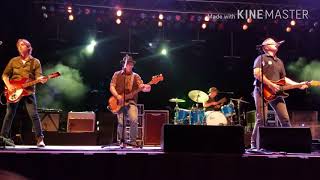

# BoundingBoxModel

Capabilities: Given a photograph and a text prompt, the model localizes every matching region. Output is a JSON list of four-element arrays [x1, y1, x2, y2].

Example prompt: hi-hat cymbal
[[169, 98, 186, 103], [188, 90, 209, 103], [231, 98, 250, 104]]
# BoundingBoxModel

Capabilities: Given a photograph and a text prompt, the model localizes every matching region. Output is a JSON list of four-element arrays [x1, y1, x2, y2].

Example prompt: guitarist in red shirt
[[250, 38, 309, 149], [1, 39, 47, 147], [110, 55, 151, 147]]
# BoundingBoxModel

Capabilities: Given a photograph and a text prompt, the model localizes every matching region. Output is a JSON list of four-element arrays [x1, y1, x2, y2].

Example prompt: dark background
[[0, 0, 319, 116]]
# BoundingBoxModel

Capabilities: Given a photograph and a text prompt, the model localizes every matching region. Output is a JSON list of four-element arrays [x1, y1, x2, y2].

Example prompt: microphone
[[277, 40, 285, 46], [122, 54, 129, 73]]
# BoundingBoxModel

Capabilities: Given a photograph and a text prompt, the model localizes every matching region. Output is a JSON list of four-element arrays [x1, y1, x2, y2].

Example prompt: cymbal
[[169, 98, 186, 103], [231, 98, 250, 104], [188, 90, 209, 103]]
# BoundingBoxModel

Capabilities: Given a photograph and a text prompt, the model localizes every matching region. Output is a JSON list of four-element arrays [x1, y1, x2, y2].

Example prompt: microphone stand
[[256, 46, 266, 127], [120, 55, 129, 148]]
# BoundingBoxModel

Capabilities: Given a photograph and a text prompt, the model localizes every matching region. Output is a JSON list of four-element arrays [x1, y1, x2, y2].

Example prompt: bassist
[[1, 39, 46, 147], [109, 55, 151, 147], [250, 38, 308, 149]]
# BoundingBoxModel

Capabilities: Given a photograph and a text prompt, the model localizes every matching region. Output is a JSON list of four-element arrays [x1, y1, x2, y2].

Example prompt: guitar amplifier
[[67, 111, 96, 133], [144, 110, 169, 146]]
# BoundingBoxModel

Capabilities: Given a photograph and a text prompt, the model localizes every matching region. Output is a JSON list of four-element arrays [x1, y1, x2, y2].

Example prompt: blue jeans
[[251, 87, 291, 147], [117, 103, 138, 143], [1, 94, 44, 139]]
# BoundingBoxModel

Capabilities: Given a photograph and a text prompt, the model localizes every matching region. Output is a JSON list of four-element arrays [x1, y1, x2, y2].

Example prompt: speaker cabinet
[[258, 127, 312, 153], [39, 112, 61, 131], [144, 110, 169, 146], [161, 125, 245, 154], [67, 112, 96, 133]]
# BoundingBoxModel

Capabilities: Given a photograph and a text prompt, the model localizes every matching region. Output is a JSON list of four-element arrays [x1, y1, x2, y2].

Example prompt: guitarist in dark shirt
[[1, 39, 47, 147], [110, 55, 151, 147], [251, 38, 308, 149]]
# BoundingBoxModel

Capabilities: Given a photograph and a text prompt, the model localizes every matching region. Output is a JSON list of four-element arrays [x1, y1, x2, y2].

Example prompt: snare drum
[[190, 109, 205, 125], [205, 111, 228, 125], [174, 108, 190, 125], [221, 103, 235, 117]]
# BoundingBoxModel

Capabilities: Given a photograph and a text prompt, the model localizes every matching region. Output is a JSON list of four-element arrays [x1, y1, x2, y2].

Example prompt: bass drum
[[205, 111, 228, 126]]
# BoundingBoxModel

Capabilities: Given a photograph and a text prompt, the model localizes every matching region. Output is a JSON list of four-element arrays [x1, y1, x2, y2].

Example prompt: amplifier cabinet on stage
[[161, 125, 245, 154], [67, 111, 96, 133], [39, 111, 61, 131], [144, 110, 169, 146], [258, 127, 312, 153]]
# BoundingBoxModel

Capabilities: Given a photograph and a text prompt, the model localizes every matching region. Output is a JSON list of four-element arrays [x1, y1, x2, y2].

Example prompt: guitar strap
[[29, 57, 35, 80]]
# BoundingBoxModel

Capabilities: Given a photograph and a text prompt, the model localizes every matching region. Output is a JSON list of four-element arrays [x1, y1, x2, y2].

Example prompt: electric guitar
[[108, 74, 164, 114], [263, 78, 320, 101], [4, 72, 61, 103]]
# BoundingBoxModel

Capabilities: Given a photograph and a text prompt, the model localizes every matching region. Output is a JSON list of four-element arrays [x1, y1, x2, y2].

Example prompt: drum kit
[[169, 90, 249, 126]]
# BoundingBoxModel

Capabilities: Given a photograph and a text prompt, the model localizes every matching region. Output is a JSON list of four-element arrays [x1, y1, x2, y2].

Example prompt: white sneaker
[[37, 137, 45, 147]]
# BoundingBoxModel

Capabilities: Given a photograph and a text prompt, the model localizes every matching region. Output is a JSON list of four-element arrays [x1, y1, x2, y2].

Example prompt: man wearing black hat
[[110, 55, 151, 147], [251, 38, 308, 149]]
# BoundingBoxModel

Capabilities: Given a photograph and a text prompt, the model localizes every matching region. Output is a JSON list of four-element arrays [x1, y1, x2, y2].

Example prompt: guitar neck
[[124, 82, 153, 99], [22, 79, 42, 88], [282, 84, 304, 91], [22, 76, 49, 88]]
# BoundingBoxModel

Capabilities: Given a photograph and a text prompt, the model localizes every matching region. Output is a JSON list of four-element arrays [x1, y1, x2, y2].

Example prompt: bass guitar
[[108, 74, 164, 114], [4, 72, 61, 103]]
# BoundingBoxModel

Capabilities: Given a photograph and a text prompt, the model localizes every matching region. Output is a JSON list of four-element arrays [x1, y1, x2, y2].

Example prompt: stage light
[[84, 8, 91, 15], [140, 13, 146, 19], [149, 43, 153, 47], [159, 13, 164, 20], [67, 6, 72, 14], [158, 21, 163, 27], [116, 18, 121, 24], [116, 9, 122, 17], [204, 15, 210, 22], [161, 48, 167, 56], [286, 26, 292, 32], [43, 13, 48, 19], [290, 20, 296, 26], [242, 24, 248, 31], [189, 15, 195, 22], [201, 23, 207, 29], [68, 14, 74, 21], [247, 18, 252, 24], [86, 40, 97, 54], [175, 15, 181, 21], [41, 5, 46, 11]]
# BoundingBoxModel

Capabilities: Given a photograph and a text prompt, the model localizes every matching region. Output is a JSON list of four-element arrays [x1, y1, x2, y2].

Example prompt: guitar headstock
[[47, 72, 61, 79], [149, 74, 164, 85], [309, 80, 320, 87]]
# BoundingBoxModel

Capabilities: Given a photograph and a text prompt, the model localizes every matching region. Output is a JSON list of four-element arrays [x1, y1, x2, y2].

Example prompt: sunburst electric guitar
[[4, 72, 61, 103], [108, 74, 164, 114], [263, 78, 320, 101]]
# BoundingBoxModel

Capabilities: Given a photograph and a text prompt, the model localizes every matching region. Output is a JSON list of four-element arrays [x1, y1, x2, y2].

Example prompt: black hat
[[120, 55, 136, 65]]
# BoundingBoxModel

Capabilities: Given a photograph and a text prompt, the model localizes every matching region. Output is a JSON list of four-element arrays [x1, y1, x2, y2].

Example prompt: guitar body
[[107, 74, 164, 114], [263, 79, 289, 101], [3, 72, 61, 103], [5, 78, 31, 103], [108, 96, 122, 114]]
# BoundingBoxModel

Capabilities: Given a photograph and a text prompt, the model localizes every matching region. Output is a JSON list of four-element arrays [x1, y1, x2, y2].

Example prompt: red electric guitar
[[4, 72, 61, 103]]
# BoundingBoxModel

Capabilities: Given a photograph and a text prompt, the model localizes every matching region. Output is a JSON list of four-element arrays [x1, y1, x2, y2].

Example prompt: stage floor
[[1, 145, 320, 158], [1, 145, 320, 180]]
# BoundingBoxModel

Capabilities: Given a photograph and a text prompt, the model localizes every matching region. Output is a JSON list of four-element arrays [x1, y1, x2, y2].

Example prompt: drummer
[[203, 87, 227, 111]]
